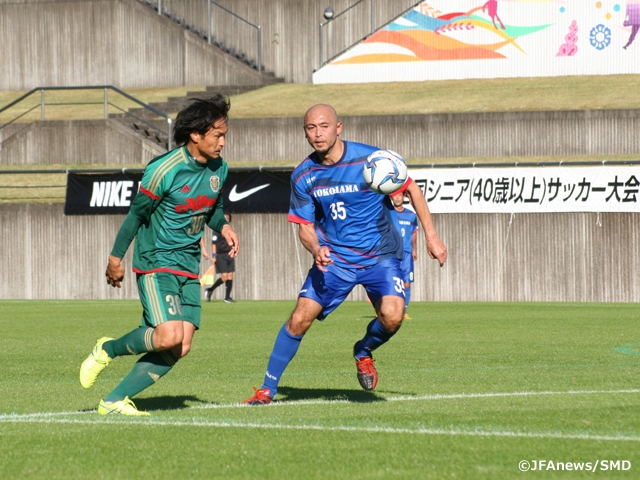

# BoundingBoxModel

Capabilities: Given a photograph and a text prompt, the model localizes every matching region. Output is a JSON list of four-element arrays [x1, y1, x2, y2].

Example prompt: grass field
[[4, 75, 640, 121], [1, 300, 639, 479]]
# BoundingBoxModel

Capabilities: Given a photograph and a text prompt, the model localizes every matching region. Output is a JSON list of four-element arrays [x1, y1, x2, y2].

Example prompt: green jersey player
[[79, 95, 239, 416]]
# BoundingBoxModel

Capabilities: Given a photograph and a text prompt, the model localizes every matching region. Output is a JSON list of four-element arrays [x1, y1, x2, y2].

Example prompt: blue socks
[[261, 323, 304, 397], [404, 288, 411, 310], [354, 318, 396, 360]]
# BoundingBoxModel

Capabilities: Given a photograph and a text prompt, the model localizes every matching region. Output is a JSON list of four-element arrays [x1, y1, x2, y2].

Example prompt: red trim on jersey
[[395, 177, 413, 196], [133, 267, 198, 279], [140, 186, 160, 200], [288, 213, 313, 225]]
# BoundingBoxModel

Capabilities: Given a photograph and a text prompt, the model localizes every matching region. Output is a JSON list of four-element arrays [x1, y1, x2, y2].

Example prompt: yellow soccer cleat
[[79, 336, 114, 389], [98, 396, 150, 416], [403, 313, 412, 320]]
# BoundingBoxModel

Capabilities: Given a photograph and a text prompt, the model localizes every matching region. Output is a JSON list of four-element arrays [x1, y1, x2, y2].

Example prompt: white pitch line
[[1, 388, 638, 420], [1, 416, 639, 443], [190, 388, 640, 410]]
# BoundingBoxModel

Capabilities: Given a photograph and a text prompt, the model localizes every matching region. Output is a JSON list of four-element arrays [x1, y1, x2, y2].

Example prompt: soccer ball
[[362, 150, 408, 195]]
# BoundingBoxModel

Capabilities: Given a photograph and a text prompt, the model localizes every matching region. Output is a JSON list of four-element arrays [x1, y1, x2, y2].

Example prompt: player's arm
[[200, 235, 210, 260], [210, 238, 218, 263], [411, 230, 418, 260], [206, 198, 239, 258], [106, 190, 158, 288], [404, 179, 447, 266], [297, 223, 333, 272]]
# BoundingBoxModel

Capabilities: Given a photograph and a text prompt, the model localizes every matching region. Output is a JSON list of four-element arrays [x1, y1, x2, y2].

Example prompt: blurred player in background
[[205, 212, 236, 303], [79, 95, 239, 415], [243, 104, 446, 405], [390, 191, 419, 319]]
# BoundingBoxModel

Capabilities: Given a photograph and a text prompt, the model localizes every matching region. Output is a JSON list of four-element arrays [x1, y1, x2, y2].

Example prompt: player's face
[[391, 192, 405, 207], [190, 118, 228, 161], [303, 108, 342, 155]]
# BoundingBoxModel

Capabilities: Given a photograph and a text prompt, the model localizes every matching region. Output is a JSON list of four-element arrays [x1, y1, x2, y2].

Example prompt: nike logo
[[228, 183, 270, 202]]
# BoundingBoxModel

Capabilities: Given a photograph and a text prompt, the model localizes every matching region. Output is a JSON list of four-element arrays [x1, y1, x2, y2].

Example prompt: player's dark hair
[[172, 94, 231, 146]]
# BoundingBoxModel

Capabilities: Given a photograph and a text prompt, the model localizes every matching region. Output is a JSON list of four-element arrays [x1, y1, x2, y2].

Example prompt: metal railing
[[0, 86, 173, 150], [150, 0, 262, 73], [319, 0, 420, 68]]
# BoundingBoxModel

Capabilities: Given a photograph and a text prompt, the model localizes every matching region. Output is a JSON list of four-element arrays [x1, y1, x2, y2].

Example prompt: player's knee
[[172, 342, 191, 359], [377, 301, 404, 332], [286, 313, 313, 336], [154, 327, 184, 350]]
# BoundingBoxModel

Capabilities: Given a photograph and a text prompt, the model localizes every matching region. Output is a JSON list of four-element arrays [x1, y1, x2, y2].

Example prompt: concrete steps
[[113, 80, 284, 150]]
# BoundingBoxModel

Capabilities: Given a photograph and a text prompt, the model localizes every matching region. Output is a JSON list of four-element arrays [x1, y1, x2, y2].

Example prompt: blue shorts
[[400, 251, 414, 284], [299, 256, 405, 320]]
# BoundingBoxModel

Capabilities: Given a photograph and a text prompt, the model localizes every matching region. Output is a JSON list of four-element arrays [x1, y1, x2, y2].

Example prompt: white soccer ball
[[362, 149, 408, 195]]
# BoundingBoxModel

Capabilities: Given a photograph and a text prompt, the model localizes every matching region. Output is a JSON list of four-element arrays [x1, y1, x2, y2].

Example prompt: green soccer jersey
[[111, 146, 229, 278]]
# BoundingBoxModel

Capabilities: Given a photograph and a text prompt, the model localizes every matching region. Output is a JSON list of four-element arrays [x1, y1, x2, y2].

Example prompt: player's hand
[[106, 255, 125, 288], [427, 235, 447, 267], [413, 251, 418, 261], [313, 246, 333, 272], [221, 224, 240, 258]]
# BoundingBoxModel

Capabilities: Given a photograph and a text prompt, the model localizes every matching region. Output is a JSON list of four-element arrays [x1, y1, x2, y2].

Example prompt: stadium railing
[[143, 0, 262, 73], [0, 86, 173, 150]]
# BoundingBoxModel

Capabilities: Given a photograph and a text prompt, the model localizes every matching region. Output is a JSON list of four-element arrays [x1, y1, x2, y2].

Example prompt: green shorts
[[136, 272, 201, 329]]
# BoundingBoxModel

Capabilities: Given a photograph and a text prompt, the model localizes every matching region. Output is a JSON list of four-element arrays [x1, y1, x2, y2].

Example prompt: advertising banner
[[411, 166, 640, 213], [66, 166, 639, 215], [64, 169, 293, 215]]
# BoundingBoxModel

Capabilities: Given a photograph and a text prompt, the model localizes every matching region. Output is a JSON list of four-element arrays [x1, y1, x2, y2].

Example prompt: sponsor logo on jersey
[[312, 184, 360, 198], [209, 176, 220, 192], [228, 183, 270, 202], [175, 195, 216, 213], [181, 184, 191, 193]]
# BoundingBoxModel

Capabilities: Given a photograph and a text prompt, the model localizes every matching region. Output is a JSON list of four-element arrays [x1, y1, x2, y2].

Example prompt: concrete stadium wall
[[0, 0, 264, 90], [224, 109, 640, 162], [0, 119, 164, 166], [0, 0, 417, 87], [1, 204, 637, 302], [3, 109, 640, 165], [163, 0, 419, 83]]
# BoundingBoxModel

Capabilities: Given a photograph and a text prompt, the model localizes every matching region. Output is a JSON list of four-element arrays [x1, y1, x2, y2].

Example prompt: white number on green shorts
[[166, 295, 183, 315]]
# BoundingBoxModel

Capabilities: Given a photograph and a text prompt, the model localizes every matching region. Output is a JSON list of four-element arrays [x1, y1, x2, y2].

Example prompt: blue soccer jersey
[[288, 141, 409, 268], [392, 207, 419, 253]]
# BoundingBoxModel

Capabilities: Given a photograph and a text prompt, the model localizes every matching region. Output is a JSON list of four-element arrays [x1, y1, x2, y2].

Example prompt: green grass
[[3, 75, 640, 124], [1, 300, 639, 479]]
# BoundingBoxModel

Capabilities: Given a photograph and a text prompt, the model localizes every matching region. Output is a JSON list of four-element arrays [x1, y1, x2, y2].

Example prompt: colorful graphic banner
[[314, 0, 640, 83], [410, 166, 640, 213]]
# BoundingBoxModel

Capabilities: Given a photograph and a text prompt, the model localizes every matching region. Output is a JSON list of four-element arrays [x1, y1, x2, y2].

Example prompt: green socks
[[103, 327, 155, 358], [104, 350, 178, 403]]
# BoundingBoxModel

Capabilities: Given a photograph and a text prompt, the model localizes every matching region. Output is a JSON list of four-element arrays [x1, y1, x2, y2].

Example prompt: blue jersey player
[[243, 104, 447, 405], [390, 191, 419, 319]]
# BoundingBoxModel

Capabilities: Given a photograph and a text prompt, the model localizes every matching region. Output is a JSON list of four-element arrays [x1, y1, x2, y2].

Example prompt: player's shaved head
[[304, 104, 338, 125], [303, 104, 344, 163]]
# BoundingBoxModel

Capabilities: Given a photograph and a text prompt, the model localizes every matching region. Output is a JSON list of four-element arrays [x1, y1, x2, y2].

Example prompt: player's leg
[[219, 254, 235, 302], [244, 264, 355, 404], [244, 297, 321, 404], [401, 251, 414, 319], [98, 276, 200, 415], [79, 272, 167, 389], [353, 258, 405, 390]]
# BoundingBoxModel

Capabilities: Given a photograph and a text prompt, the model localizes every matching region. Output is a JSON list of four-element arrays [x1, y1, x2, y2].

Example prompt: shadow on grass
[[277, 386, 386, 403], [134, 395, 209, 411]]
